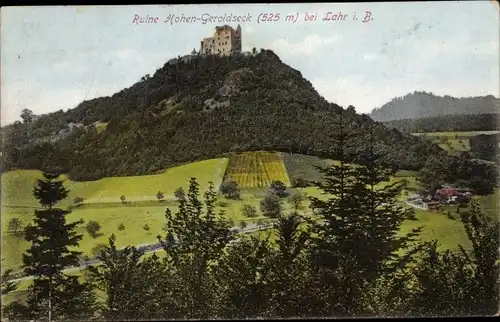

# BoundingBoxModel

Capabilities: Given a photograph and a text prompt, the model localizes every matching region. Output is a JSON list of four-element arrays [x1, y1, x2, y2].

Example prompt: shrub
[[220, 180, 241, 200], [288, 191, 306, 210], [239, 221, 248, 230], [242, 204, 258, 218], [292, 177, 310, 188], [7, 218, 23, 234], [143, 224, 150, 231], [117, 223, 125, 231], [120, 195, 126, 203], [73, 196, 84, 205], [174, 187, 186, 201], [156, 191, 164, 201], [260, 193, 282, 218], [86, 220, 101, 238]]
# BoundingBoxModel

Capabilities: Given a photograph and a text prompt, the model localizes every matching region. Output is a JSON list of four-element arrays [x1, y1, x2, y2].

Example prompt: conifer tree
[[3, 172, 96, 321], [308, 112, 422, 316]]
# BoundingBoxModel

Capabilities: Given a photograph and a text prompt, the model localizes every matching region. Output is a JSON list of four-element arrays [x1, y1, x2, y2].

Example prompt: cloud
[[269, 34, 340, 56]]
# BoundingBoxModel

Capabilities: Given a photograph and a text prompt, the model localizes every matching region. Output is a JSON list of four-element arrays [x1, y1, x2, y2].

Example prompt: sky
[[1, 2, 499, 125]]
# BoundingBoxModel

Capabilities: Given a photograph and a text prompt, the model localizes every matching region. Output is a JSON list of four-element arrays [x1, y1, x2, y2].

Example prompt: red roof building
[[436, 188, 457, 197]]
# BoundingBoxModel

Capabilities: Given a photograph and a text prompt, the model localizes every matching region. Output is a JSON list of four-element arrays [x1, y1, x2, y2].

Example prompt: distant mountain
[[370, 91, 500, 122]]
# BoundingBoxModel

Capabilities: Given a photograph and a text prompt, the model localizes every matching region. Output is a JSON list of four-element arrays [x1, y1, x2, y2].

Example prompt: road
[[6, 222, 274, 284]]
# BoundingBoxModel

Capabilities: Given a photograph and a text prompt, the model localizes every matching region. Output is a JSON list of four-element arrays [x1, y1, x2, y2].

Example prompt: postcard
[[1, 2, 499, 320]]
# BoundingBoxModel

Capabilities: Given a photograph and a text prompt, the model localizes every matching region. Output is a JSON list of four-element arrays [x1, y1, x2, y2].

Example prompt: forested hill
[[370, 91, 500, 122], [2, 50, 449, 181]]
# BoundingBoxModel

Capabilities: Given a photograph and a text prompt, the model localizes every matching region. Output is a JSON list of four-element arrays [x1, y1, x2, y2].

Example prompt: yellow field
[[223, 151, 291, 188]]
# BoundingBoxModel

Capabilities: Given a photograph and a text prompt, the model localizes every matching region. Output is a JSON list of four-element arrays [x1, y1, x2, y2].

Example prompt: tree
[[260, 193, 282, 218], [239, 221, 248, 230], [252, 47, 257, 54], [3, 172, 96, 321], [1, 259, 18, 296], [220, 180, 241, 200], [158, 177, 235, 318], [120, 195, 126, 203], [306, 112, 421, 316], [87, 234, 161, 320], [117, 223, 125, 231], [270, 180, 287, 197], [242, 204, 258, 218], [20, 108, 34, 124], [7, 217, 23, 234], [73, 196, 84, 205], [292, 177, 310, 188], [143, 224, 150, 231], [288, 191, 306, 210], [174, 187, 186, 201], [86, 220, 101, 238], [156, 191, 164, 202]]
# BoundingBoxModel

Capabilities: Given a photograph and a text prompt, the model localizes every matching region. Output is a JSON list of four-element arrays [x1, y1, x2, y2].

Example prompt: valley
[[3, 149, 491, 276]]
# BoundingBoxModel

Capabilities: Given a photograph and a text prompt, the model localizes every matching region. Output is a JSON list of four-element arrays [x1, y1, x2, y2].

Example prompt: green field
[[223, 151, 291, 188], [281, 153, 335, 184], [1, 158, 228, 207], [410, 130, 500, 156], [2, 152, 496, 277]]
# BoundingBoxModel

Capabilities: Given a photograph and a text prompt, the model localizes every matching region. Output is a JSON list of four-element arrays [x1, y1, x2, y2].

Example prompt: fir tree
[[4, 172, 96, 321], [307, 112, 422, 316]]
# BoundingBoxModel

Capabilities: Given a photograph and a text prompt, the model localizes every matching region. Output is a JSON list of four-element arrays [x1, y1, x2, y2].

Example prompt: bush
[[86, 220, 101, 238], [239, 221, 248, 230], [156, 191, 164, 201], [117, 223, 125, 231], [288, 191, 306, 210], [143, 224, 150, 231], [242, 204, 258, 218], [120, 195, 126, 203], [7, 218, 23, 234], [260, 193, 282, 218], [220, 180, 241, 200], [174, 187, 186, 201], [292, 177, 310, 188], [73, 196, 84, 205]]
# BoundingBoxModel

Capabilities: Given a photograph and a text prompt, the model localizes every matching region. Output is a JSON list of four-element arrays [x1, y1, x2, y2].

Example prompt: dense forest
[[383, 113, 499, 133], [370, 91, 500, 122], [469, 134, 500, 163], [0, 50, 497, 194]]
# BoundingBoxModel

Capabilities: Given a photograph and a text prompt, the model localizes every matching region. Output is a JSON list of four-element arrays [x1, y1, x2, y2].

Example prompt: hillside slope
[[370, 91, 500, 122], [2, 50, 447, 181]]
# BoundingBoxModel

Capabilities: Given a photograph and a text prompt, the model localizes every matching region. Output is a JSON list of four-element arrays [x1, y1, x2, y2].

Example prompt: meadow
[[1, 158, 228, 207], [223, 151, 291, 188], [1, 152, 495, 277], [410, 130, 500, 155]]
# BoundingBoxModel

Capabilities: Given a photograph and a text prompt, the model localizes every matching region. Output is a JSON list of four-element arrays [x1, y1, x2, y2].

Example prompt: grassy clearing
[[280, 153, 334, 184], [223, 151, 291, 188], [1, 158, 228, 207]]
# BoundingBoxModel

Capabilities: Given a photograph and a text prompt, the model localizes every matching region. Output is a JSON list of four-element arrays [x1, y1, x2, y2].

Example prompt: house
[[427, 201, 442, 210], [436, 187, 457, 197]]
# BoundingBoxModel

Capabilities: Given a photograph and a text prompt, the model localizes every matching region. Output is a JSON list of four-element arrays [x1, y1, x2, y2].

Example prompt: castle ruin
[[199, 25, 242, 56]]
